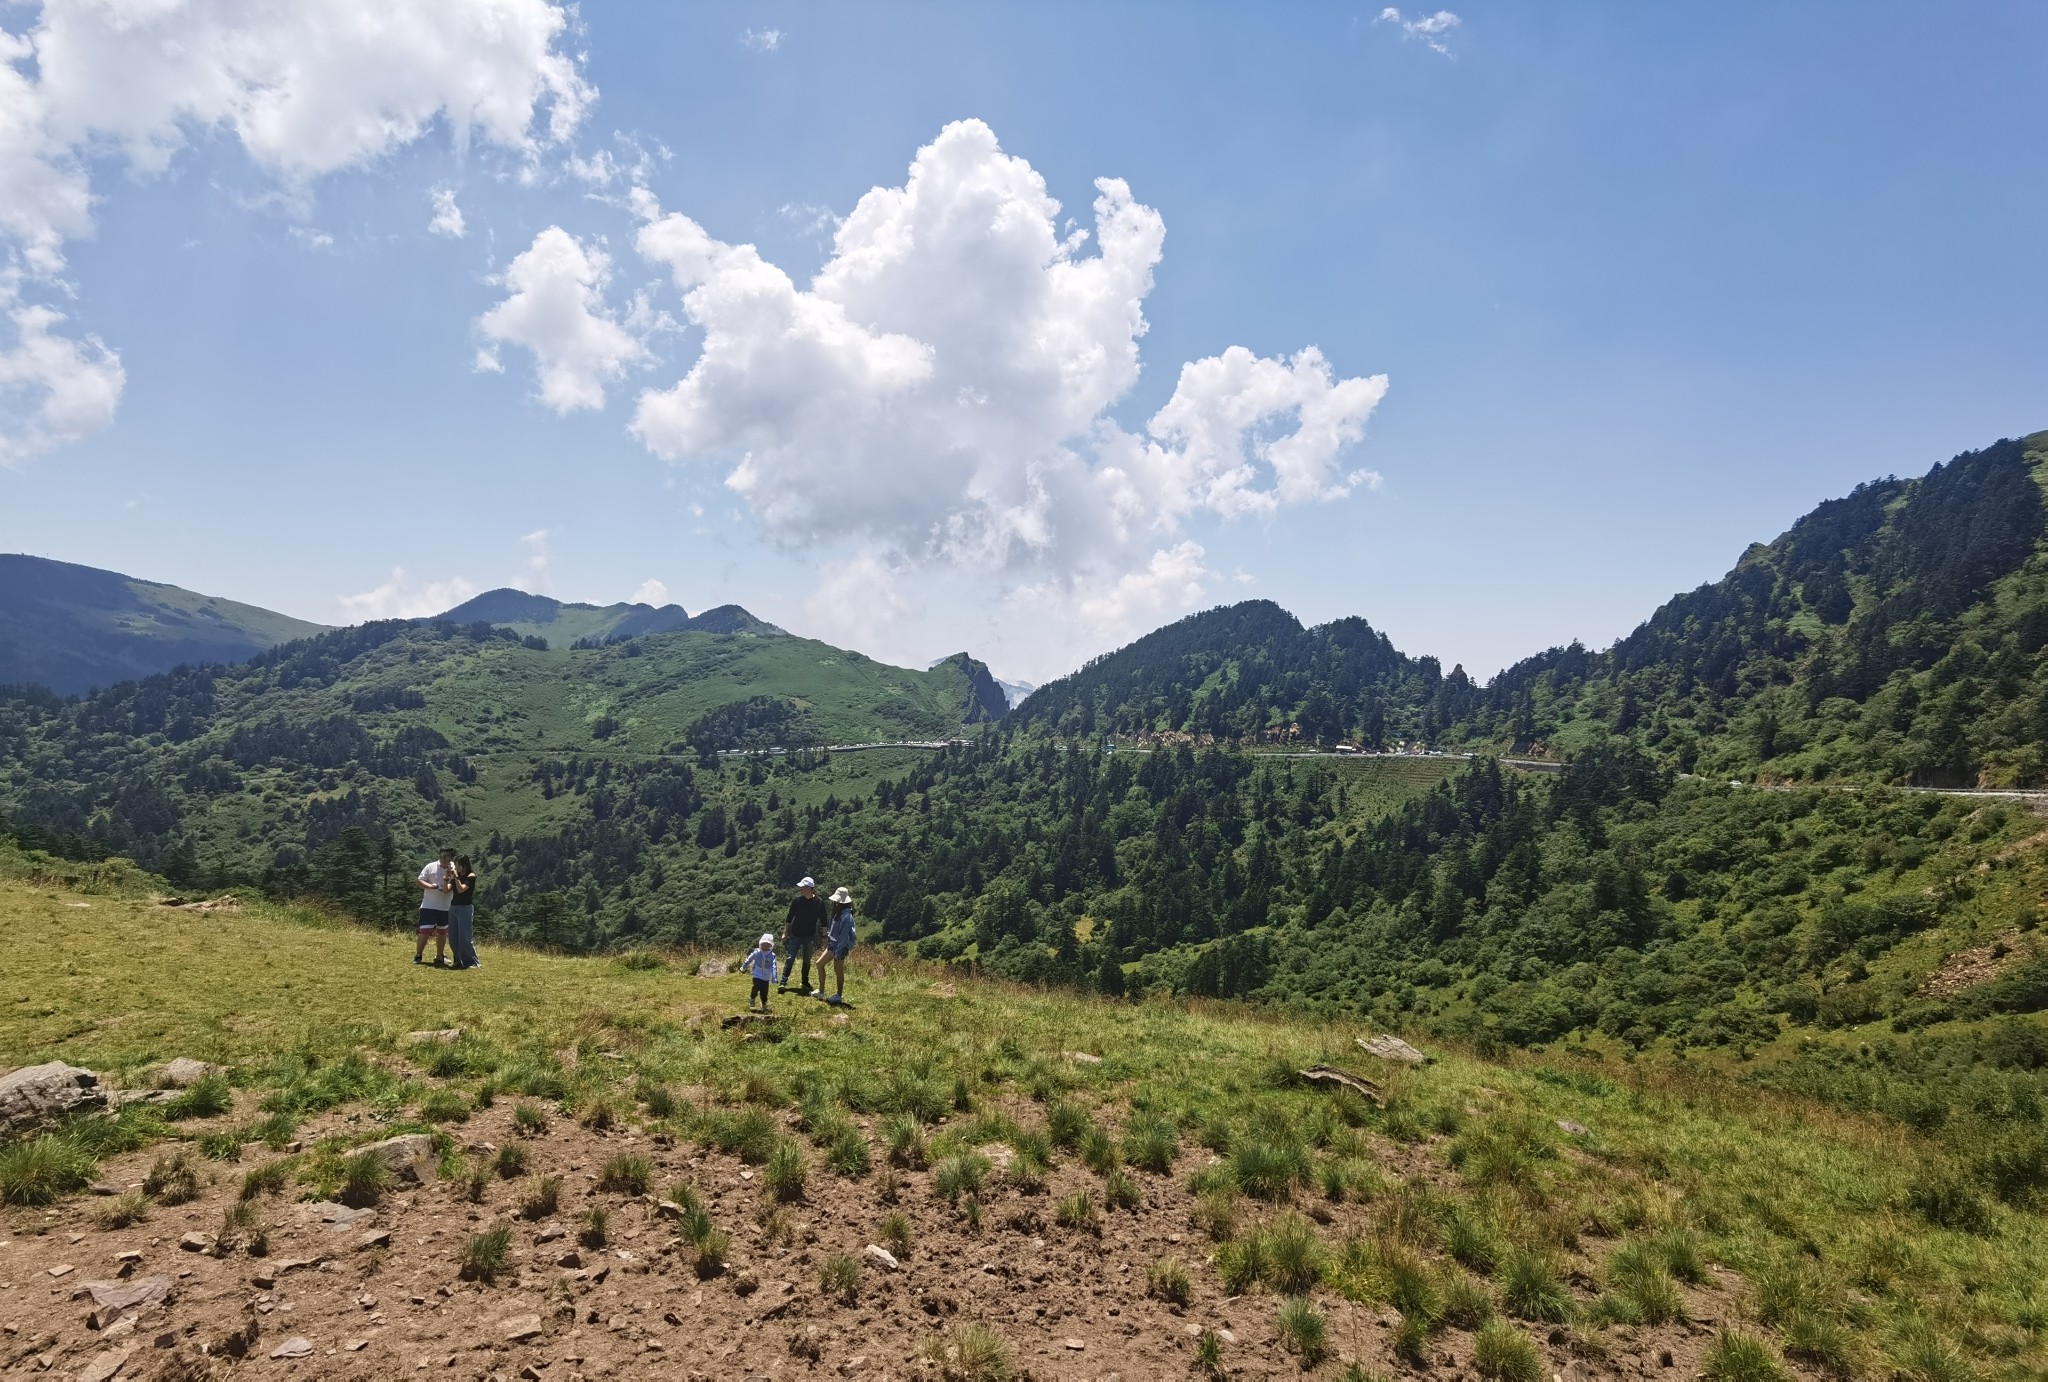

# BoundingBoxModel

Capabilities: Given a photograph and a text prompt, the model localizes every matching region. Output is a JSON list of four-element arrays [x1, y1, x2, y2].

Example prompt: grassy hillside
[[0, 849, 2040, 1379], [433, 587, 783, 646], [0, 554, 330, 695]]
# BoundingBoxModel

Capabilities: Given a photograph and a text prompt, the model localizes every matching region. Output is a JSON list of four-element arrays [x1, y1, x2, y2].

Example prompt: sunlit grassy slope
[[2, 848, 2043, 1379]]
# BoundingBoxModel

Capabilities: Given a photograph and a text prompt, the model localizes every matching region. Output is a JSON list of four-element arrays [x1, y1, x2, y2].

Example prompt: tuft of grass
[[1078, 1125, 1121, 1175], [1472, 1318, 1544, 1382], [579, 1205, 609, 1248], [1440, 1267, 1495, 1329], [825, 1126, 872, 1178], [1604, 1240, 1684, 1325], [1887, 1322, 1975, 1382], [144, 1148, 202, 1205], [883, 1113, 929, 1169], [1123, 1113, 1178, 1173], [1445, 1202, 1505, 1275], [520, 1174, 563, 1220], [1701, 1330, 1791, 1382], [239, 1158, 291, 1200], [694, 1227, 730, 1278], [1780, 1311, 1853, 1375], [163, 1073, 233, 1121], [634, 1078, 676, 1118], [935, 1151, 990, 1205], [493, 1142, 529, 1179], [875, 1165, 902, 1204], [705, 1107, 780, 1163], [512, 1102, 549, 1136], [821, 1252, 860, 1303], [925, 1321, 1011, 1382], [617, 948, 666, 971], [218, 1198, 270, 1256], [1046, 1099, 1092, 1150], [338, 1149, 388, 1208], [462, 1157, 491, 1204], [0, 1133, 97, 1206], [1656, 1225, 1708, 1284], [1500, 1249, 1573, 1323], [1195, 1187, 1238, 1242], [881, 1209, 914, 1258], [92, 1188, 151, 1229], [1262, 1212, 1325, 1295], [198, 1128, 243, 1161], [597, 1153, 652, 1195], [765, 1138, 809, 1201], [579, 1095, 622, 1132], [1905, 1168, 1994, 1236], [1276, 1296, 1328, 1367], [1217, 1232, 1269, 1295], [1103, 1166, 1142, 1211], [459, 1225, 513, 1283], [418, 1087, 470, 1124], [1147, 1256, 1193, 1307], [1232, 1137, 1308, 1201], [1194, 1329, 1225, 1378], [1056, 1189, 1098, 1232]]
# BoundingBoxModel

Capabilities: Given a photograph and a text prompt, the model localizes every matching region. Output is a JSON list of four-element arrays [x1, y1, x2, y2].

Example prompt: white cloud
[[1377, 7, 1461, 55], [477, 227, 648, 412], [629, 578, 669, 606], [0, 0, 591, 462], [627, 119, 1387, 657], [0, 302, 124, 467], [738, 28, 783, 52], [513, 528, 554, 595], [337, 567, 480, 621], [805, 551, 911, 655], [428, 186, 466, 239], [287, 225, 334, 252]]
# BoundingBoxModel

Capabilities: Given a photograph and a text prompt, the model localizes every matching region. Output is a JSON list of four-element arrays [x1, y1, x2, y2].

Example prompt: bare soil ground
[[4, 1086, 1743, 1381]]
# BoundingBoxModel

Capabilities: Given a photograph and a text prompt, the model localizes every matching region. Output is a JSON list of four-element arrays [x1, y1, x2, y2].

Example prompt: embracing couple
[[414, 846, 481, 969]]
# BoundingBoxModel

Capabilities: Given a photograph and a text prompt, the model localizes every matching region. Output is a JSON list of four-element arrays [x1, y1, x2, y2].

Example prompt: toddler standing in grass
[[744, 933, 778, 1010]]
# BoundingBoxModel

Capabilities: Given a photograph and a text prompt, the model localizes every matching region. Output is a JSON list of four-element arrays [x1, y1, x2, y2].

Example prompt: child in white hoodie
[[744, 933, 778, 1011]]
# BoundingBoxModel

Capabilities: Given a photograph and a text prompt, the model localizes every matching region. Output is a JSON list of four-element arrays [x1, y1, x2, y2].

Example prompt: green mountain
[[434, 588, 784, 646], [0, 554, 330, 695]]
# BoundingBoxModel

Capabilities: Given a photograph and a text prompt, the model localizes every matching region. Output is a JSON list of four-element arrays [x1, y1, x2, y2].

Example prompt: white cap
[[758, 933, 774, 946], [798, 876, 816, 889]]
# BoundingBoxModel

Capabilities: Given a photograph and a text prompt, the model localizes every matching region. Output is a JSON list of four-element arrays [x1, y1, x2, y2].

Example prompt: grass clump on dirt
[[880, 1209, 914, 1258], [597, 1153, 652, 1195], [925, 1321, 1011, 1381], [92, 1188, 150, 1229], [580, 1206, 608, 1248], [765, 1138, 809, 1201], [0, 1133, 98, 1206], [337, 1149, 388, 1208], [821, 1252, 860, 1303], [519, 1175, 562, 1220], [143, 1148, 202, 1205], [1701, 1330, 1791, 1382], [163, 1073, 233, 1121], [459, 1225, 513, 1283], [512, 1102, 549, 1136], [1146, 1256, 1192, 1306], [1276, 1295, 1328, 1367], [1472, 1318, 1544, 1382]]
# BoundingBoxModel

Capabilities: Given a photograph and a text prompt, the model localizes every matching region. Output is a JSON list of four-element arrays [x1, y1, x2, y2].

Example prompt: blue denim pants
[[449, 905, 480, 968]]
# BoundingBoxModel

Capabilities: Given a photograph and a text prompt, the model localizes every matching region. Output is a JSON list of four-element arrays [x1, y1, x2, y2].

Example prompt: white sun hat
[[798, 876, 816, 889], [830, 887, 852, 904], [758, 933, 774, 946]]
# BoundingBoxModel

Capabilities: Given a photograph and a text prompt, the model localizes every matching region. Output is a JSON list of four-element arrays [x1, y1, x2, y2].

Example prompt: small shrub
[[598, 1153, 652, 1195], [1123, 1114, 1177, 1173], [512, 1103, 549, 1136], [338, 1149, 388, 1208], [493, 1142, 529, 1179], [580, 1206, 609, 1248], [93, 1188, 151, 1229], [1148, 1256, 1193, 1306], [1263, 1212, 1324, 1294], [418, 1087, 470, 1124], [1079, 1125, 1121, 1175], [459, 1225, 513, 1283], [1276, 1296, 1328, 1367], [164, 1074, 233, 1121], [1500, 1249, 1572, 1322], [1056, 1190, 1098, 1232], [926, 1321, 1010, 1382], [1701, 1331, 1791, 1382], [1046, 1100, 1092, 1150], [1473, 1319, 1543, 1382], [766, 1139, 809, 1201], [0, 1134, 96, 1206], [821, 1252, 860, 1303], [519, 1174, 563, 1220], [145, 1149, 202, 1206], [881, 1209, 914, 1257], [239, 1159, 291, 1200], [883, 1113, 929, 1169], [1103, 1166, 1141, 1211], [935, 1152, 990, 1205]]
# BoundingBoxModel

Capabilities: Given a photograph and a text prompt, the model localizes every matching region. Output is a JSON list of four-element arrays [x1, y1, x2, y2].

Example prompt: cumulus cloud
[[627, 119, 1387, 652], [629, 578, 669, 606], [1377, 7, 1461, 55], [739, 28, 783, 52], [0, 0, 591, 461], [513, 528, 554, 595], [428, 187, 467, 238], [806, 551, 911, 655], [338, 567, 480, 621], [0, 302, 124, 466], [477, 227, 648, 412]]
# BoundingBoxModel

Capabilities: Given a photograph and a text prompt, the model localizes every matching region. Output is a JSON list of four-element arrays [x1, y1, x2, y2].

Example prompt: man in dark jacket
[[780, 876, 827, 995]]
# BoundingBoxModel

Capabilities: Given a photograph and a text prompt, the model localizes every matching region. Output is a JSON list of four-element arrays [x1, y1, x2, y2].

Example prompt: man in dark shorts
[[414, 846, 455, 965], [780, 876, 827, 995]]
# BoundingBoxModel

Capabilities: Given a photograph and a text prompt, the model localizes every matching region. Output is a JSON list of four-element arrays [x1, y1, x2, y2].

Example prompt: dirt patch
[[1922, 931, 2034, 998], [2, 1096, 1742, 1379]]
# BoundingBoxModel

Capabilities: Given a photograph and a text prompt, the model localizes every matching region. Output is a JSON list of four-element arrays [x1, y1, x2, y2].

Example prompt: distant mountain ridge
[[0, 555, 330, 695], [433, 588, 783, 646]]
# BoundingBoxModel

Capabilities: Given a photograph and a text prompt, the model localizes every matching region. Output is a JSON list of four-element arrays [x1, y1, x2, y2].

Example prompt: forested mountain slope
[[1020, 432, 2048, 786], [0, 554, 330, 695], [433, 588, 783, 646]]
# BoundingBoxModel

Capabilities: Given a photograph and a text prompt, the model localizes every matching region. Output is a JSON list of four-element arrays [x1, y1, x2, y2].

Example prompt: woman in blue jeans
[[448, 854, 482, 970]]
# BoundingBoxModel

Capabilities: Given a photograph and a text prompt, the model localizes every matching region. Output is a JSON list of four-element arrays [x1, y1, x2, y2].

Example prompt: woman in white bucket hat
[[824, 886, 857, 1004]]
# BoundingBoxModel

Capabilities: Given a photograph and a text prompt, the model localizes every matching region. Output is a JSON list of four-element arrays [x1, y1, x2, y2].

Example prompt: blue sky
[[1, 2, 2043, 685]]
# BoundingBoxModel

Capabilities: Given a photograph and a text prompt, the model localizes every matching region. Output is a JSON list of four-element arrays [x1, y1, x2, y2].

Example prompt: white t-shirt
[[418, 860, 453, 911]]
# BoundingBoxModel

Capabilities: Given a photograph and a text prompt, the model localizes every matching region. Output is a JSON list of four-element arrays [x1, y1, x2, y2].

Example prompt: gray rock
[[404, 1028, 462, 1045], [499, 1312, 544, 1342], [75, 1276, 172, 1312], [1355, 1034, 1429, 1066], [355, 1132, 436, 1182], [696, 959, 731, 977], [156, 1058, 226, 1089], [0, 1061, 105, 1135], [76, 1345, 137, 1382], [269, 1336, 314, 1360], [862, 1244, 899, 1272], [104, 1089, 178, 1110], [1556, 1119, 1591, 1137]]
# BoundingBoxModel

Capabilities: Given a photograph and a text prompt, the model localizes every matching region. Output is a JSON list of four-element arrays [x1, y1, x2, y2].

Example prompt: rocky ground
[[1, 1078, 1741, 1381]]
